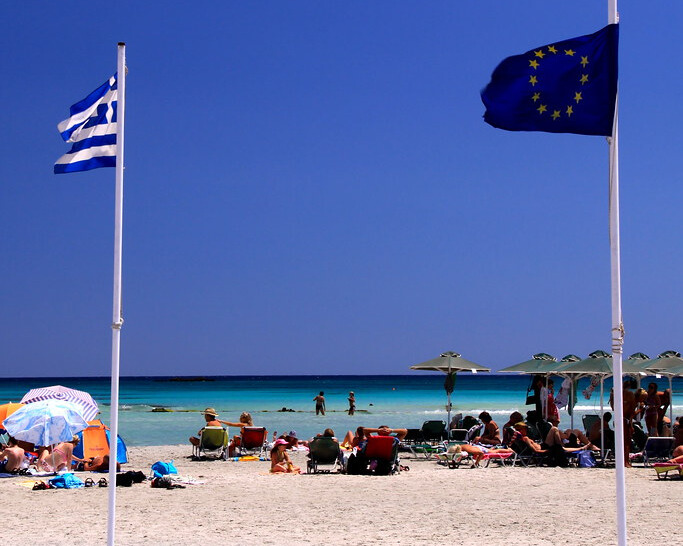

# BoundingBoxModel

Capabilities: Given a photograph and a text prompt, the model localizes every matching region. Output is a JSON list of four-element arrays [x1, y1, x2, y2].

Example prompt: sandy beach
[[1, 445, 679, 546]]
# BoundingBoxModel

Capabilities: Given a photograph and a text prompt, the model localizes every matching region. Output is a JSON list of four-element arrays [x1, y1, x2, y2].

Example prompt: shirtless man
[[363, 425, 408, 441], [0, 437, 25, 473], [474, 411, 501, 445], [313, 392, 326, 416], [610, 378, 638, 467]]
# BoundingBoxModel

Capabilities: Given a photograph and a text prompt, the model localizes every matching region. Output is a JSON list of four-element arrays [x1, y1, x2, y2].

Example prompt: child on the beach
[[270, 439, 300, 473]]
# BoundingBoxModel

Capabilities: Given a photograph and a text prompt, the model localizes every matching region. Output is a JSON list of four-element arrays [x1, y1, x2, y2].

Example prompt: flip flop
[[98, 478, 108, 487], [32, 481, 49, 490], [84, 478, 96, 488]]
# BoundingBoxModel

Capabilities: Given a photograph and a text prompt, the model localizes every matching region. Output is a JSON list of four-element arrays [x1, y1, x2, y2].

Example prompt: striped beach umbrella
[[21, 385, 99, 422]]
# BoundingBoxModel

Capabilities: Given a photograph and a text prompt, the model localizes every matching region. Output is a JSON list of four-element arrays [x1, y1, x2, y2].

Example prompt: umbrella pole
[[447, 356, 452, 439], [669, 375, 673, 437], [600, 377, 604, 462], [570, 379, 574, 430]]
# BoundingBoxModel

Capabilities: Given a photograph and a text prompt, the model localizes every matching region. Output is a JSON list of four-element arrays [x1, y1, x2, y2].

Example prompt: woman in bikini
[[36, 436, 85, 472], [270, 439, 300, 473], [643, 382, 661, 437]]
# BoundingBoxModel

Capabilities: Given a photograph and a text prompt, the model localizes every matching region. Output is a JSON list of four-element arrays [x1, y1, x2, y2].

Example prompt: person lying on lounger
[[457, 443, 514, 467], [544, 425, 598, 452]]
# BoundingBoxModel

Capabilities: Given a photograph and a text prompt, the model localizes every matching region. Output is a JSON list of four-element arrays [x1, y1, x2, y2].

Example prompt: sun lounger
[[192, 426, 229, 460], [642, 437, 674, 466], [653, 462, 683, 480]]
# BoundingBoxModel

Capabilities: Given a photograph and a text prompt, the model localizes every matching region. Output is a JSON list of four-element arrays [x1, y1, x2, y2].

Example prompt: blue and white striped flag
[[54, 74, 118, 174]]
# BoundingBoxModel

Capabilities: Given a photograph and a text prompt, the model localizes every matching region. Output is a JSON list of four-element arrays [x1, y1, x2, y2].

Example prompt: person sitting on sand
[[36, 436, 85, 472], [473, 411, 501, 445], [502, 411, 524, 445], [270, 439, 300, 473], [363, 425, 408, 441], [0, 437, 25, 473], [75, 454, 121, 473]]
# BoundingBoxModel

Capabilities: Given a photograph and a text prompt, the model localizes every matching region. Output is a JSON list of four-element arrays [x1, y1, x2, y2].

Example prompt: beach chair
[[421, 420, 447, 443], [642, 437, 674, 466], [306, 437, 342, 474], [652, 462, 683, 480], [362, 435, 400, 475], [236, 426, 268, 458], [509, 438, 547, 467], [582, 414, 600, 436], [449, 429, 469, 442], [192, 426, 229, 460]]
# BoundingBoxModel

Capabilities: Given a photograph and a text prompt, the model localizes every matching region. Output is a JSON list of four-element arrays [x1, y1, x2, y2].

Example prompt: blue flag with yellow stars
[[481, 24, 618, 136]]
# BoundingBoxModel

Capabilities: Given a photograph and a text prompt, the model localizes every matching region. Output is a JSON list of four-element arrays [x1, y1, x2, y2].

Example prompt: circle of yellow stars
[[526, 44, 590, 121]]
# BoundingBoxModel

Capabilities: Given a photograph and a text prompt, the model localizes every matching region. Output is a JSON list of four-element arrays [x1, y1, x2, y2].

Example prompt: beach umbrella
[[410, 351, 490, 429], [21, 385, 99, 422], [498, 352, 558, 374], [499, 353, 565, 422], [3, 399, 89, 447], [0, 402, 24, 432]]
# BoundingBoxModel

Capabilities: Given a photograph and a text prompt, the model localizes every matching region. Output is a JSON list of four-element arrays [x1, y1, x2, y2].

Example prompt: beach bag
[[576, 450, 596, 468], [48, 473, 84, 489], [345, 453, 367, 475], [151, 460, 177, 478]]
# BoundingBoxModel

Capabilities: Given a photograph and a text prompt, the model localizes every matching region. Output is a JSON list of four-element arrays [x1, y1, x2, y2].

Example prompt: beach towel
[[151, 460, 177, 478], [48, 473, 84, 489]]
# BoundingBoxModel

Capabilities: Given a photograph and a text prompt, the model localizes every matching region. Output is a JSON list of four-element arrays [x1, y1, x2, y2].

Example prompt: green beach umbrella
[[410, 351, 490, 429], [498, 352, 559, 374]]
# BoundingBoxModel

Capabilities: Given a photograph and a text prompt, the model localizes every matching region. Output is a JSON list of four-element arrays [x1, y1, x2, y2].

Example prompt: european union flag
[[481, 24, 618, 136]]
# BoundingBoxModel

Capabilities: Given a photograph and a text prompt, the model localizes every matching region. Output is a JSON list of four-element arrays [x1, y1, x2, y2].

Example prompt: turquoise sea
[[2, 375, 681, 446]]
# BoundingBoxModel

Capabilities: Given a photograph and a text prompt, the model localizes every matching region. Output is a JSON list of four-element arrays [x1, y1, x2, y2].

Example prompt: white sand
[[1, 445, 680, 545]]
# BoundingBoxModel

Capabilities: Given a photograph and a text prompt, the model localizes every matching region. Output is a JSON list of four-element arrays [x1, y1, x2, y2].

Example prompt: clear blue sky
[[1, 2, 681, 377]]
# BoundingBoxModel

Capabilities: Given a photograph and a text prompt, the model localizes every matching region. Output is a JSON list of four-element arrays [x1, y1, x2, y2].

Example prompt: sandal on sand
[[84, 478, 96, 488], [98, 478, 108, 488], [32, 481, 49, 490]]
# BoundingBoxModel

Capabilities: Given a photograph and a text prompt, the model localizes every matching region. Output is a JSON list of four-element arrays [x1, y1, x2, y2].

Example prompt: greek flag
[[54, 74, 118, 174]]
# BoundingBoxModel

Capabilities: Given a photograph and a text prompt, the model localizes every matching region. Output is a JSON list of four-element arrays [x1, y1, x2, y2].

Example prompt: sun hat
[[514, 421, 528, 428], [286, 430, 298, 439], [203, 407, 219, 417], [274, 438, 289, 447]]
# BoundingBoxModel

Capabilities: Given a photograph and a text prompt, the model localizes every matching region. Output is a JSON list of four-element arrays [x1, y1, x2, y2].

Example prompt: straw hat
[[203, 407, 219, 417]]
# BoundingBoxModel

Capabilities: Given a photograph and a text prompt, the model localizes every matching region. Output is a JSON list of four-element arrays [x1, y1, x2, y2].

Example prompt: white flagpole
[[107, 42, 126, 546], [607, 2, 627, 545]]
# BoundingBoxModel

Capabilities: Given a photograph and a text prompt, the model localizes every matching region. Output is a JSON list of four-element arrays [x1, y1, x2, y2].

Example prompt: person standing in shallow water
[[313, 391, 326, 415], [348, 391, 356, 416]]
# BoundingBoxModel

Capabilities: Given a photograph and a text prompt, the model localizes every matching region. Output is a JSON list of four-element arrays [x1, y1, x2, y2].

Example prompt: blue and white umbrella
[[3, 399, 89, 446], [21, 385, 99, 422]]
